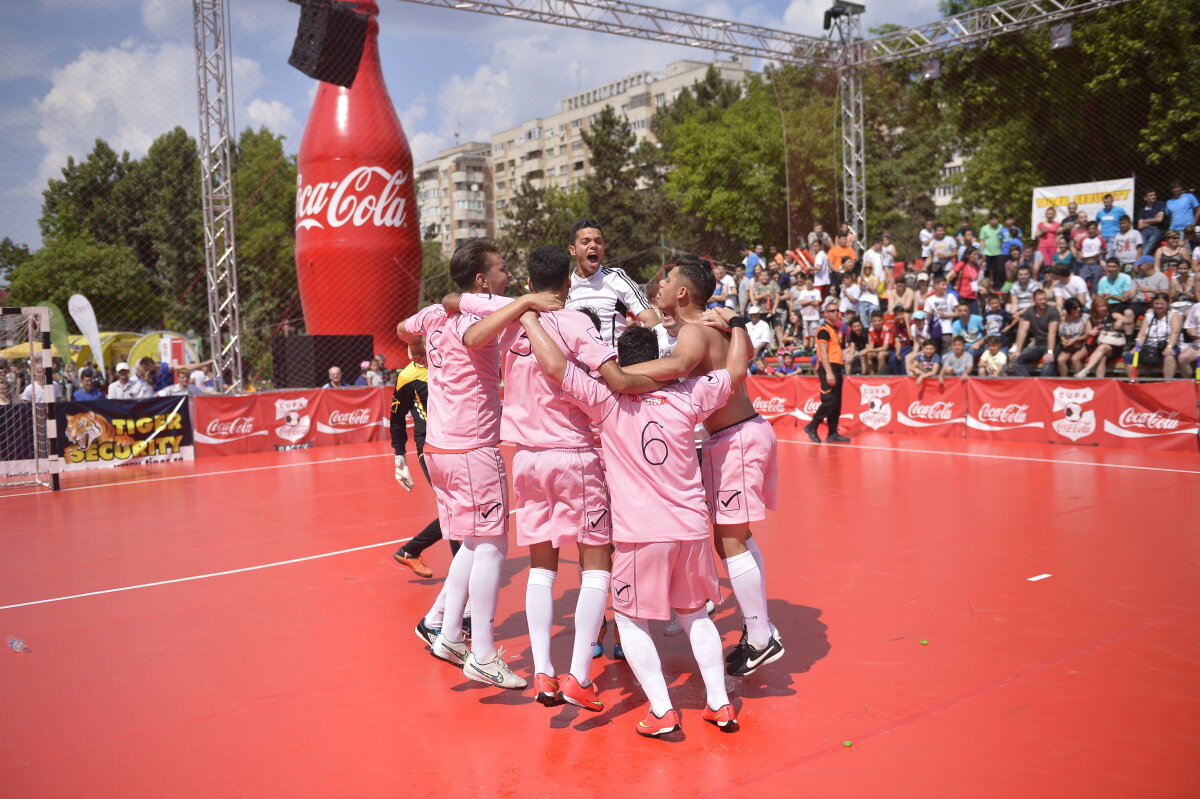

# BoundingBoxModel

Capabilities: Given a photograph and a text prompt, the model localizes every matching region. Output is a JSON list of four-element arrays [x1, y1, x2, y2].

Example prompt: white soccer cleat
[[431, 633, 470, 665], [463, 647, 527, 690]]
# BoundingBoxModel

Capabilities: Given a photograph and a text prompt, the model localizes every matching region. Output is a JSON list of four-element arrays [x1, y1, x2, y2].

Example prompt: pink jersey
[[460, 295, 617, 448], [559, 362, 732, 543], [403, 303, 502, 450]]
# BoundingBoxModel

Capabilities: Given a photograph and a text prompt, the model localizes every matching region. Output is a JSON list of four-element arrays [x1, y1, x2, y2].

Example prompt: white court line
[[774, 438, 1200, 476], [1028, 573, 1053, 582], [0, 537, 411, 611]]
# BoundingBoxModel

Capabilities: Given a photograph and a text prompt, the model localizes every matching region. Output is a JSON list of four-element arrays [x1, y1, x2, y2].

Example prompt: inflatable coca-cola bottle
[[294, 0, 421, 368]]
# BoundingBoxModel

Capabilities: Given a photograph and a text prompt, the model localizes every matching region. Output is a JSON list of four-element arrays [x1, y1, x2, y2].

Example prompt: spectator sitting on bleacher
[[1130, 255, 1169, 325], [1012, 289, 1059, 377], [950, 302, 984, 357], [976, 336, 1008, 377], [1008, 265, 1041, 316], [745, 307, 773, 358], [888, 307, 914, 376], [844, 318, 869, 375], [775, 311, 802, 353], [864, 310, 890, 375], [776, 351, 802, 376], [908, 340, 941, 386], [323, 366, 346, 389], [1133, 294, 1181, 379], [981, 294, 1014, 349], [940, 336, 974, 384], [1177, 301, 1200, 374], [1076, 302, 1132, 378], [749, 355, 773, 376], [1048, 263, 1091, 313], [1053, 298, 1092, 377]]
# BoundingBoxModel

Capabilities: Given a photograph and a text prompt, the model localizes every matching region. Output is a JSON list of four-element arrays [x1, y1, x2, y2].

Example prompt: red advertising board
[[894, 378, 967, 438], [842, 376, 901, 435], [1102, 381, 1200, 451], [194, 387, 390, 456], [1036, 379, 1118, 447], [965, 380, 1049, 442], [746, 376, 796, 425]]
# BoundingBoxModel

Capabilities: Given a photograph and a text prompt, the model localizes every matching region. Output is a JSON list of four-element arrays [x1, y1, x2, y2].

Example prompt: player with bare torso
[[623, 255, 783, 676]]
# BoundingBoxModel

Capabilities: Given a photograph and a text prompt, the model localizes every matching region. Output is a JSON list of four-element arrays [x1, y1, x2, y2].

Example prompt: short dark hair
[[1051, 263, 1071, 278], [1063, 298, 1081, 314], [870, 310, 883, 319], [450, 238, 501, 290], [670, 253, 715, 305], [527, 245, 571, 291], [985, 336, 1001, 346], [570, 218, 603, 243], [578, 307, 601, 332], [952, 335, 966, 345], [1103, 193, 1113, 201], [139, 356, 156, 368], [956, 301, 970, 309], [617, 326, 658, 367]]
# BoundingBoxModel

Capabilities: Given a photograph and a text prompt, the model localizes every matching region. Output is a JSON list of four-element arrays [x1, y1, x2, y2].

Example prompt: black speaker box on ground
[[287, 0, 368, 89], [271, 334, 375, 388]]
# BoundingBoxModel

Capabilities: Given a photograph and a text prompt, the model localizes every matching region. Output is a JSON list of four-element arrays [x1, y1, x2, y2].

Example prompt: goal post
[[0, 306, 61, 491]]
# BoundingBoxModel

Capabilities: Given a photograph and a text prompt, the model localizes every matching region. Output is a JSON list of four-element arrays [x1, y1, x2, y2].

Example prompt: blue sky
[[0, 0, 943, 250]]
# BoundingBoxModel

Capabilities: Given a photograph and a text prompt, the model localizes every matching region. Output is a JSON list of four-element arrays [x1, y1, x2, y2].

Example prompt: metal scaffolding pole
[[193, 0, 243, 392], [832, 4, 866, 249]]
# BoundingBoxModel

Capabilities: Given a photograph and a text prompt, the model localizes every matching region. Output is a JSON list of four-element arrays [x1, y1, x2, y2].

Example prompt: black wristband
[[728, 315, 747, 329]]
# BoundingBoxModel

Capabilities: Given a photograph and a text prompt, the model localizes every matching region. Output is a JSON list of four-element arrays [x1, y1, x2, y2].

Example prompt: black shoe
[[826, 433, 851, 443], [726, 625, 748, 664], [414, 617, 440, 648], [802, 423, 822, 443], [462, 615, 473, 643], [726, 635, 785, 677]]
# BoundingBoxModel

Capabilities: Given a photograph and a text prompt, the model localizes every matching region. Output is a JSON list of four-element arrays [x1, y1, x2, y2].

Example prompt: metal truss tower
[[831, 4, 867, 247], [193, 0, 243, 392]]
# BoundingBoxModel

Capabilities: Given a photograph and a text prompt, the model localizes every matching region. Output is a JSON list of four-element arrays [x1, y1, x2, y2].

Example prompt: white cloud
[[140, 0, 192, 41], [244, 98, 298, 141]]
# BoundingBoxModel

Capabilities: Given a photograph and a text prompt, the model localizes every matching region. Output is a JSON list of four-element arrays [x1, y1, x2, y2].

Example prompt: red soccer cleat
[[533, 673, 564, 707], [702, 703, 739, 732], [635, 706, 681, 738], [557, 674, 604, 712]]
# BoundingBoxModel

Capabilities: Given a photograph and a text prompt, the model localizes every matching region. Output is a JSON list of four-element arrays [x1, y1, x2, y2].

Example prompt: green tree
[[497, 177, 584, 278], [7, 236, 161, 329], [0, 237, 31, 286], [232, 127, 299, 375], [39, 139, 139, 247]]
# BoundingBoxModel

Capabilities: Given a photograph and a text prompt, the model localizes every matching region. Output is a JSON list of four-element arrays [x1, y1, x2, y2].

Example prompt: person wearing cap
[[72, 368, 105, 402], [1128, 254, 1170, 324], [803, 300, 850, 444], [107, 362, 142, 400], [353, 360, 372, 387], [745, 306, 773, 357], [914, 271, 933, 307]]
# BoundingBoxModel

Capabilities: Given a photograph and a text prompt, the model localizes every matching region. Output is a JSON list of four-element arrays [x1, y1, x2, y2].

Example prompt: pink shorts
[[701, 414, 778, 525], [611, 539, 720, 621], [424, 447, 509, 540], [513, 446, 611, 549]]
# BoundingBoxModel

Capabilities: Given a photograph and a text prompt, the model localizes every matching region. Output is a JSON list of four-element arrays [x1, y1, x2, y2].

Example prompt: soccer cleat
[[558, 674, 604, 712], [462, 615, 473, 643], [393, 549, 433, 578], [533, 673, 564, 707], [613, 643, 625, 660], [702, 703, 739, 732], [463, 648, 527, 690], [705, 599, 717, 615], [592, 642, 603, 659], [826, 433, 851, 444], [663, 615, 683, 636], [636, 706, 682, 738], [726, 635, 785, 677], [414, 617, 440, 648], [726, 625, 748, 663], [431, 633, 470, 666], [802, 422, 822, 443]]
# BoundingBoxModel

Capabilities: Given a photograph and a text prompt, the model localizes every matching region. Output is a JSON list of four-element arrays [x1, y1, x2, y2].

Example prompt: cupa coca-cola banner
[[841, 376, 967, 438], [193, 387, 390, 457]]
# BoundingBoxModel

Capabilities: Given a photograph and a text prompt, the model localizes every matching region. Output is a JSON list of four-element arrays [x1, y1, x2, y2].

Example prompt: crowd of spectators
[[716, 183, 1200, 381], [0, 357, 221, 405]]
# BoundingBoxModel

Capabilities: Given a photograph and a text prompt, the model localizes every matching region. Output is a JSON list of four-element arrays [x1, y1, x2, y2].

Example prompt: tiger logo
[[63, 412, 135, 460]]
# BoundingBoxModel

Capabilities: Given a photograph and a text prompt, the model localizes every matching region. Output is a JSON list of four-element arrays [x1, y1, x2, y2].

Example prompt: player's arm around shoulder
[[620, 323, 706, 381], [724, 314, 751, 387], [464, 292, 563, 349], [520, 310, 568, 383], [397, 304, 441, 344]]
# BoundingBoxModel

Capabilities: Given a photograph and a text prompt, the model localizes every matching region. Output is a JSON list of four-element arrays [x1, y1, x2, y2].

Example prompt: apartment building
[[490, 57, 749, 224], [415, 141, 494, 259]]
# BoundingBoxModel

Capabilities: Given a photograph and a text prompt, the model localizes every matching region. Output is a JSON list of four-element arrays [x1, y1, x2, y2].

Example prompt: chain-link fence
[[0, 0, 1196, 399]]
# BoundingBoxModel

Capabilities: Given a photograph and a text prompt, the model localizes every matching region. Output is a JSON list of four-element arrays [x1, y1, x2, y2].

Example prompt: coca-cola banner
[[965, 379, 1051, 442], [313, 386, 389, 445], [1103, 381, 1200, 451], [843, 377, 966, 438], [1037, 380, 1118, 446], [746, 376, 797, 426], [193, 388, 390, 457]]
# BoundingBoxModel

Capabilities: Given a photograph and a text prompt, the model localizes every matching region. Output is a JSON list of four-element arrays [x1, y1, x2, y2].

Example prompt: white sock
[[724, 550, 771, 649], [525, 568, 557, 676], [466, 537, 508, 661], [569, 570, 610, 684], [615, 613, 672, 716], [439, 544, 475, 642], [746, 537, 766, 582], [425, 585, 448, 628], [677, 608, 730, 710]]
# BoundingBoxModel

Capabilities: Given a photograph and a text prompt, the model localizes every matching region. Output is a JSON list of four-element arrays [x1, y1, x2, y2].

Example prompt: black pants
[[396, 453, 458, 558], [812, 363, 845, 434]]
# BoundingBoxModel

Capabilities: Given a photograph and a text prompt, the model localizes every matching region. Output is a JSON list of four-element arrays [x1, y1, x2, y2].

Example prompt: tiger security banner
[[56, 397, 194, 471], [1030, 178, 1135, 234]]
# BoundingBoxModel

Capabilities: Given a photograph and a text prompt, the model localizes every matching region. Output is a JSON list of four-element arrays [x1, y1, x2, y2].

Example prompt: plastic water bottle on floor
[[7, 636, 31, 653]]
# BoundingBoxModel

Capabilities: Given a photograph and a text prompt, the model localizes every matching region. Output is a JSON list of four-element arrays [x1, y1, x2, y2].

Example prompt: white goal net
[[1, 307, 60, 490]]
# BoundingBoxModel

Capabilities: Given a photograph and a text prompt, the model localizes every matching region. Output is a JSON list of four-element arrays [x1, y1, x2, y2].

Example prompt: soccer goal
[[0, 307, 60, 491]]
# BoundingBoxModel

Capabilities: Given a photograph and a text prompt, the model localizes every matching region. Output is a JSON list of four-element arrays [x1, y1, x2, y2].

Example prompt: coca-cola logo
[[802, 397, 820, 415], [977, 403, 1030, 424], [295, 167, 410, 231], [206, 417, 254, 436], [328, 408, 371, 426], [906, 400, 955, 421], [1051, 387, 1096, 442], [752, 397, 788, 414], [1117, 408, 1180, 430]]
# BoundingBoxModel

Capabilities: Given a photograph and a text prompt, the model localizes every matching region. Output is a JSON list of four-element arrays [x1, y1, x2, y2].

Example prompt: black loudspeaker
[[271, 334, 375, 388], [287, 0, 369, 89]]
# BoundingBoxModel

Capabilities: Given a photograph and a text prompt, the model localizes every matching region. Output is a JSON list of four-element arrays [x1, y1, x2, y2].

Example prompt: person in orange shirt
[[827, 234, 857, 278]]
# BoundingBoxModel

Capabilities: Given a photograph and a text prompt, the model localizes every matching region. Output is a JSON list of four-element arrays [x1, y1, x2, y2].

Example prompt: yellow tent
[[0, 341, 67, 360], [128, 332, 200, 368], [68, 332, 141, 372]]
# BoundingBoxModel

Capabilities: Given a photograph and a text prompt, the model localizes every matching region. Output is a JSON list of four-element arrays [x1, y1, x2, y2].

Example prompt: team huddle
[[394, 220, 782, 738]]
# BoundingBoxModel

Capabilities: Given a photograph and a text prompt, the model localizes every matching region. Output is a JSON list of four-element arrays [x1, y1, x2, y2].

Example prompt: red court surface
[[2, 433, 1198, 797]]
